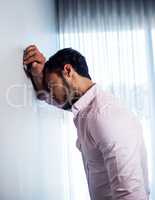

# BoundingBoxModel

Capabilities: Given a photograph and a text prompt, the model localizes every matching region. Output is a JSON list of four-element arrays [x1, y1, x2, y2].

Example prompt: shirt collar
[[71, 83, 97, 117]]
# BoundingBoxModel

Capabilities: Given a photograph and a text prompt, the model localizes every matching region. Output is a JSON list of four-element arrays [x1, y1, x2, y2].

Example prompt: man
[[23, 45, 150, 200]]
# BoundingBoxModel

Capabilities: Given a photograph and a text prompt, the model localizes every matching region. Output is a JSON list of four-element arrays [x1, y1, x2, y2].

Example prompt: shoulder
[[87, 85, 119, 121], [87, 87, 142, 144]]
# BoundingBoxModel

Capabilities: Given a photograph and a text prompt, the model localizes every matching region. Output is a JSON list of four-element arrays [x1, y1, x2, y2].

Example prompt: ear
[[63, 64, 73, 78]]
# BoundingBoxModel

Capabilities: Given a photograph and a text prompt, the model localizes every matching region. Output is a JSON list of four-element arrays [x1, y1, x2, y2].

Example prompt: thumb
[[32, 62, 38, 68]]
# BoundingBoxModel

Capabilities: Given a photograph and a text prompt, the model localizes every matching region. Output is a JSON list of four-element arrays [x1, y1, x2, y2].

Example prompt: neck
[[72, 78, 95, 103], [62, 77, 95, 111], [78, 79, 95, 97]]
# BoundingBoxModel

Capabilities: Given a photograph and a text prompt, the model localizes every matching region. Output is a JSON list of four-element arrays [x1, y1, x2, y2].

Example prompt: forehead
[[44, 72, 63, 90], [45, 72, 60, 82]]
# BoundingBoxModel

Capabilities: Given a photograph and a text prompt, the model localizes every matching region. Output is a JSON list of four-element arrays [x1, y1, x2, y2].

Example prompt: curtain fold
[[58, 0, 155, 32], [57, 0, 155, 199]]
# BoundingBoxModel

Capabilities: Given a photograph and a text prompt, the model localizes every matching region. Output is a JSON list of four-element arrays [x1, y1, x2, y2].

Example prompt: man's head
[[43, 48, 92, 110]]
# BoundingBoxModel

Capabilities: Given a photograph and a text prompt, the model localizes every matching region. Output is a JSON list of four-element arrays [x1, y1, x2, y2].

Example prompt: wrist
[[31, 70, 44, 78]]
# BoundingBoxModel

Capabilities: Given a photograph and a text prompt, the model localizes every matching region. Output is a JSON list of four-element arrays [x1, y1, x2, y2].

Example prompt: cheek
[[53, 85, 69, 100], [54, 86, 64, 95]]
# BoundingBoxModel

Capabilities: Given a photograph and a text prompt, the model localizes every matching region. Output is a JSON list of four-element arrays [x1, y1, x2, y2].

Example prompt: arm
[[23, 45, 51, 104], [89, 104, 149, 199]]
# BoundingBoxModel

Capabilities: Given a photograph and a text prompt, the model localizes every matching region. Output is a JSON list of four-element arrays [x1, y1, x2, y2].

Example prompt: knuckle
[[32, 62, 37, 67], [28, 51, 33, 57], [41, 56, 45, 63], [29, 57, 34, 62], [40, 53, 46, 61], [32, 44, 36, 48]]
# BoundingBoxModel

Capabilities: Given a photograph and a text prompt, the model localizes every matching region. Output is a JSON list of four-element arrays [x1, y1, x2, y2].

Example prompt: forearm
[[30, 72, 44, 91], [29, 69, 48, 101], [23, 45, 49, 101]]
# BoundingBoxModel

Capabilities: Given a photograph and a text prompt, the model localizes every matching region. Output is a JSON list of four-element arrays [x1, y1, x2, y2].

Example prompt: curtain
[[56, 0, 155, 199]]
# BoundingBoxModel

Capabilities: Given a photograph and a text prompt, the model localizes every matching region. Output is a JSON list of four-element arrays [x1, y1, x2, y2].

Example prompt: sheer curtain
[[56, 0, 155, 199]]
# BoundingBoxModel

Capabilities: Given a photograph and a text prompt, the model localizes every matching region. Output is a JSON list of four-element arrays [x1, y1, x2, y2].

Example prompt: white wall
[[0, 0, 66, 199]]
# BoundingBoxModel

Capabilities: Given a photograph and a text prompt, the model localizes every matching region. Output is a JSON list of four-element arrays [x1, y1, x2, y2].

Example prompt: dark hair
[[44, 48, 91, 80]]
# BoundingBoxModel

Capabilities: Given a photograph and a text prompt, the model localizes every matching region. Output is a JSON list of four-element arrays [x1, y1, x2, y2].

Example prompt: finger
[[24, 45, 38, 54], [23, 55, 42, 64], [23, 49, 37, 60], [24, 48, 36, 59], [24, 48, 37, 57], [24, 44, 36, 51]]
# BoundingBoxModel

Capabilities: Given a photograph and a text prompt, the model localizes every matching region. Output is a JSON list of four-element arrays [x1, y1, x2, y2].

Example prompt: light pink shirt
[[71, 83, 150, 200]]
